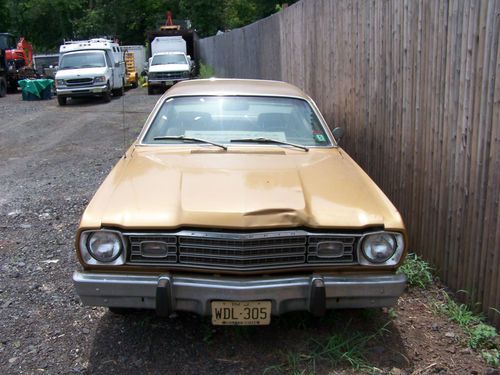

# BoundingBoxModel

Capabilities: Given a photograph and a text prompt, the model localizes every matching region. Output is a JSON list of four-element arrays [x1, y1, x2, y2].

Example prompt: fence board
[[198, 0, 500, 326]]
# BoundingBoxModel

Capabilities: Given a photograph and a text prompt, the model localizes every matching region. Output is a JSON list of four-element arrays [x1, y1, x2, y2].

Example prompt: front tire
[[113, 81, 124, 97], [147, 85, 154, 95], [0, 78, 6, 97], [57, 95, 67, 106]]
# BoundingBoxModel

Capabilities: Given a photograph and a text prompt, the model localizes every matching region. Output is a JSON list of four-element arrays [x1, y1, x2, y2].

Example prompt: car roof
[[166, 79, 310, 100]]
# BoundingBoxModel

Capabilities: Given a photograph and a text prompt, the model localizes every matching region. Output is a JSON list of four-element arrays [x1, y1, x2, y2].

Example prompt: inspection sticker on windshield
[[315, 134, 327, 142], [211, 301, 271, 325]]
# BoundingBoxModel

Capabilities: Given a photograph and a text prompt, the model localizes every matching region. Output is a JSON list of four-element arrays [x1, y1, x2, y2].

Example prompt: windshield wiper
[[229, 137, 309, 152], [153, 136, 227, 150]]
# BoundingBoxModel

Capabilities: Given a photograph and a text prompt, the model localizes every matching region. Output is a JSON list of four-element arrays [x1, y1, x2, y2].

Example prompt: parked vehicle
[[146, 12, 198, 95], [147, 37, 191, 95], [0, 49, 7, 97], [123, 52, 138, 88], [0, 33, 36, 92], [33, 53, 59, 79], [120, 45, 146, 76], [55, 38, 125, 105], [73, 79, 408, 326]]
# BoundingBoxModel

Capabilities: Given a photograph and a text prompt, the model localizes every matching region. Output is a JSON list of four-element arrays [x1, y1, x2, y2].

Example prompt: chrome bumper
[[73, 272, 406, 316], [148, 78, 190, 86], [56, 85, 107, 96]]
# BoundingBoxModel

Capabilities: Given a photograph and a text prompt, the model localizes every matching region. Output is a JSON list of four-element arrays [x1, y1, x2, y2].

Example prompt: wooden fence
[[199, 0, 500, 326]]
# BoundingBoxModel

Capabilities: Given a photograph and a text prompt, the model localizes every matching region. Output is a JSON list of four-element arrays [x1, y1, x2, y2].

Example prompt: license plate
[[92, 88, 101, 93], [211, 301, 271, 326], [163, 81, 173, 85]]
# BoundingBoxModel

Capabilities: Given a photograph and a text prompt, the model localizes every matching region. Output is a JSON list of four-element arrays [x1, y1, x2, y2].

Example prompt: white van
[[55, 38, 125, 105]]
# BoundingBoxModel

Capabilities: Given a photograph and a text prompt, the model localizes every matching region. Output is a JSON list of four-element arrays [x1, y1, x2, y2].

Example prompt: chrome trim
[[123, 229, 364, 270], [73, 271, 407, 315]]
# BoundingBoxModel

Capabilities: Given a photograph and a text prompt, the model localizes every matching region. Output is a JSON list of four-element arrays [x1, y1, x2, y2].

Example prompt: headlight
[[79, 230, 125, 265], [87, 231, 122, 262], [94, 76, 106, 83], [56, 79, 65, 86], [182, 71, 190, 78], [360, 232, 404, 265], [148, 72, 156, 79]]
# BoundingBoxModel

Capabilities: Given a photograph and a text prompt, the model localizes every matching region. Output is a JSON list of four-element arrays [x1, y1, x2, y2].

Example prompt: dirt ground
[[0, 89, 496, 375]]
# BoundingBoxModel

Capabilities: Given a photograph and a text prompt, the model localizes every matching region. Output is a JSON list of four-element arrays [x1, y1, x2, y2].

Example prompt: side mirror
[[115, 62, 120, 68], [332, 127, 345, 143]]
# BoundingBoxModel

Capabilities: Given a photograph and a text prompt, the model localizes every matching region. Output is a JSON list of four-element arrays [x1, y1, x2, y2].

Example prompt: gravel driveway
[[0, 89, 492, 375]]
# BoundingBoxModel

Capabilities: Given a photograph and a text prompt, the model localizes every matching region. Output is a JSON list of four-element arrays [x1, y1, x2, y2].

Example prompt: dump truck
[[146, 11, 198, 94]]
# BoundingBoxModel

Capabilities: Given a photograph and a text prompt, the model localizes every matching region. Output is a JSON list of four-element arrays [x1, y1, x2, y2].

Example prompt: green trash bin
[[18, 79, 54, 101]]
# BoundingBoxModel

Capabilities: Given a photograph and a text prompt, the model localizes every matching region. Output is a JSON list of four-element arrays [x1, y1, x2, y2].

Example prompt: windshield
[[59, 52, 106, 69], [0, 34, 16, 50], [143, 96, 332, 147], [152, 54, 187, 65], [34, 56, 59, 68]]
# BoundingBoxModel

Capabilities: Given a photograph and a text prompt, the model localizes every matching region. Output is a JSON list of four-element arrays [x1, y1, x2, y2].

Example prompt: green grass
[[264, 321, 388, 374], [397, 253, 433, 288], [199, 62, 215, 79], [433, 290, 499, 365]]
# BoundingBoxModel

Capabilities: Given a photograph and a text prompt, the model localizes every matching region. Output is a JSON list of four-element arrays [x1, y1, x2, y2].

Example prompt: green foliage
[[223, 0, 257, 30], [481, 349, 500, 367], [179, 0, 224, 37], [433, 290, 498, 365], [264, 322, 388, 374], [3, 0, 299, 50], [397, 253, 433, 288], [199, 62, 214, 78]]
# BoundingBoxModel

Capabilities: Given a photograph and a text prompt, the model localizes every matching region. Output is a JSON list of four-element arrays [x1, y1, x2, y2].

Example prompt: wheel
[[147, 85, 154, 95], [0, 78, 6, 97], [113, 81, 124, 97], [102, 84, 111, 102], [57, 95, 67, 106]]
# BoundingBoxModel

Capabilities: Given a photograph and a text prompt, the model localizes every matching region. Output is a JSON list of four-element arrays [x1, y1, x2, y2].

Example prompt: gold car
[[73, 79, 407, 326]]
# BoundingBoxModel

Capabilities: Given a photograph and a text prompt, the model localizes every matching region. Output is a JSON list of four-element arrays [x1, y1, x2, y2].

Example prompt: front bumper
[[73, 271, 406, 316], [56, 85, 108, 96], [148, 77, 190, 87]]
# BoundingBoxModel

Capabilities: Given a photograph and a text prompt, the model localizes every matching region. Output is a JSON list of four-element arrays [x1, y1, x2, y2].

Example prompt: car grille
[[151, 71, 185, 80], [125, 230, 360, 270], [66, 78, 93, 86]]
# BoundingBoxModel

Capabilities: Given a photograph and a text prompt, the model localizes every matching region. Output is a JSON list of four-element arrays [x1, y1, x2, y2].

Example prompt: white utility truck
[[147, 36, 191, 95], [55, 38, 125, 105]]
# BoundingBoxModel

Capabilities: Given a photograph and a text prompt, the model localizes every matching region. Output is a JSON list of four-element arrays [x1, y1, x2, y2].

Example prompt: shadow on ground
[[86, 308, 409, 374]]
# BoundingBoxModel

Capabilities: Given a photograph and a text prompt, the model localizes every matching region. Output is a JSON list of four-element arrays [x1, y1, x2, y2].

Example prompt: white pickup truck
[[147, 36, 191, 95]]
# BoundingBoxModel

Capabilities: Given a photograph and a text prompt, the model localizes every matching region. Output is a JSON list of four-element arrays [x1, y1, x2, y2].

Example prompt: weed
[[202, 322, 215, 343], [433, 290, 498, 364], [481, 349, 500, 367], [396, 253, 433, 288], [265, 321, 388, 374], [138, 75, 147, 87], [199, 62, 215, 78]]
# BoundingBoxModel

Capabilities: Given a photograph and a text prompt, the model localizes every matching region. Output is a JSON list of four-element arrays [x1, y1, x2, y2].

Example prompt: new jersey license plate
[[211, 301, 271, 325]]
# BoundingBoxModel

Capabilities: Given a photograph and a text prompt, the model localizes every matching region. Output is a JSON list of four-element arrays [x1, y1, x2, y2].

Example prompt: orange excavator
[[0, 33, 36, 92]]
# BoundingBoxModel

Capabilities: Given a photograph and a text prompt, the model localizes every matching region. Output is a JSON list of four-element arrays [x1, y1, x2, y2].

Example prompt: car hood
[[149, 64, 189, 73], [80, 147, 404, 231], [56, 67, 107, 79]]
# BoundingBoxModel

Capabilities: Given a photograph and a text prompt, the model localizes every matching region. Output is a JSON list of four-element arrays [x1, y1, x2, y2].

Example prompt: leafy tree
[[179, 0, 224, 37]]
